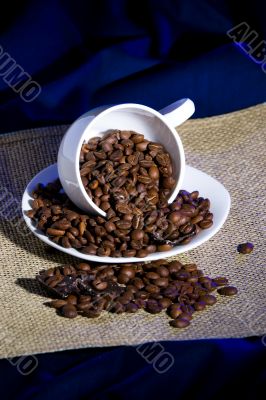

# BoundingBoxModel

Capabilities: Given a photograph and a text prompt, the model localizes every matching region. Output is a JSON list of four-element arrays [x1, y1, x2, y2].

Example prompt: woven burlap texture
[[0, 104, 265, 358]]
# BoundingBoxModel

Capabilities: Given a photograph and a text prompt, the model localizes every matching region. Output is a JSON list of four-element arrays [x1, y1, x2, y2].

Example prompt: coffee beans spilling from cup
[[80, 130, 176, 215], [27, 178, 213, 257], [37, 259, 237, 328]]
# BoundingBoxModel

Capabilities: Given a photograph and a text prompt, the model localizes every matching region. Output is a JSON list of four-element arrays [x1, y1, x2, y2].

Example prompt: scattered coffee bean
[[217, 286, 238, 296], [170, 318, 190, 328], [212, 277, 228, 286], [168, 304, 182, 319], [199, 294, 217, 305], [61, 305, 78, 318], [237, 242, 254, 254], [50, 299, 68, 309], [37, 259, 237, 329], [179, 312, 193, 321], [194, 301, 206, 311]]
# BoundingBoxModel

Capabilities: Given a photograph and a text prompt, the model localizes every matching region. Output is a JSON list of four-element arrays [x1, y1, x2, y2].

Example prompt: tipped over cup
[[57, 98, 195, 217]]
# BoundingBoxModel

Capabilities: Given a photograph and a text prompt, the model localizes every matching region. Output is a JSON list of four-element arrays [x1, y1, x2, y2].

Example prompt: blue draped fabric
[[1, 339, 265, 399], [0, 0, 265, 133]]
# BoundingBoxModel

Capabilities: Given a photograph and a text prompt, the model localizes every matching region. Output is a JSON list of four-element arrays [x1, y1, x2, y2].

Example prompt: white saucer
[[22, 164, 230, 263]]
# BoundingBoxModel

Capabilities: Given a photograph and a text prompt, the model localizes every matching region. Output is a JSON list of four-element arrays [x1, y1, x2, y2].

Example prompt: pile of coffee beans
[[80, 130, 175, 215], [27, 179, 213, 257], [37, 259, 238, 328]]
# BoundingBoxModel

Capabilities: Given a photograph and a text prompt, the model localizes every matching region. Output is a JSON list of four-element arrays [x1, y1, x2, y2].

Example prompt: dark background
[[0, 1, 265, 399], [0, 0, 265, 134]]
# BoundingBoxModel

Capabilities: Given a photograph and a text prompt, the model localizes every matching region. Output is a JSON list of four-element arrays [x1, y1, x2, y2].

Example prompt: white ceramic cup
[[58, 98, 195, 216]]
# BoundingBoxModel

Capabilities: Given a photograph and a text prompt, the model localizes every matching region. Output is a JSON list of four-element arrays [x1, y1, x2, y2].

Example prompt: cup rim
[[74, 102, 186, 216]]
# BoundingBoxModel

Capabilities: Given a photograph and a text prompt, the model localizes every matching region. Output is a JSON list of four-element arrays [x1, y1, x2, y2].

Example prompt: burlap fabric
[[0, 104, 265, 358]]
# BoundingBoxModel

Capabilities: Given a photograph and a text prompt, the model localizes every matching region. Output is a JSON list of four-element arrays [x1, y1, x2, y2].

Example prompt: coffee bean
[[137, 175, 152, 184], [123, 249, 137, 257], [181, 302, 194, 313], [237, 242, 254, 254], [116, 295, 130, 305], [92, 280, 108, 291], [61, 237, 71, 248], [131, 229, 144, 241], [62, 266, 72, 275], [126, 303, 139, 313], [148, 142, 163, 152], [120, 130, 132, 140], [136, 249, 149, 258], [158, 298, 172, 309], [131, 133, 144, 143], [100, 201, 110, 211], [50, 300, 68, 309], [145, 299, 163, 314], [169, 304, 182, 319], [199, 220, 213, 229], [81, 244, 98, 254], [145, 272, 160, 280], [135, 290, 149, 300], [116, 204, 132, 214], [136, 140, 149, 151], [116, 220, 132, 230], [131, 278, 145, 290], [67, 295, 78, 305], [145, 284, 160, 294], [79, 295, 92, 303], [120, 266, 135, 279], [157, 266, 169, 277], [117, 273, 130, 284], [170, 318, 190, 328], [157, 244, 173, 252], [183, 264, 197, 272], [61, 305, 78, 318], [199, 294, 217, 305], [69, 227, 79, 237], [46, 228, 65, 236], [191, 215, 203, 224], [50, 205, 62, 215], [194, 301, 206, 311], [148, 166, 159, 180], [168, 261, 182, 273], [145, 245, 157, 254], [76, 264, 91, 273], [168, 211, 182, 224], [154, 277, 168, 287], [163, 286, 178, 299], [217, 286, 238, 296], [51, 220, 71, 230], [204, 212, 213, 221], [46, 276, 63, 288], [212, 277, 229, 286], [179, 223, 194, 235], [162, 177, 176, 189]]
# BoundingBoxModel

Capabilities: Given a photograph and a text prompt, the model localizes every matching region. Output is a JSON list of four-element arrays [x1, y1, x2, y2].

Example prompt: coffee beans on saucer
[[26, 129, 214, 257], [37, 259, 238, 328], [27, 180, 213, 257]]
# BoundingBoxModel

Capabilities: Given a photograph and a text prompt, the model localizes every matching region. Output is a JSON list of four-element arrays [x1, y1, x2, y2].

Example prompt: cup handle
[[159, 98, 195, 127]]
